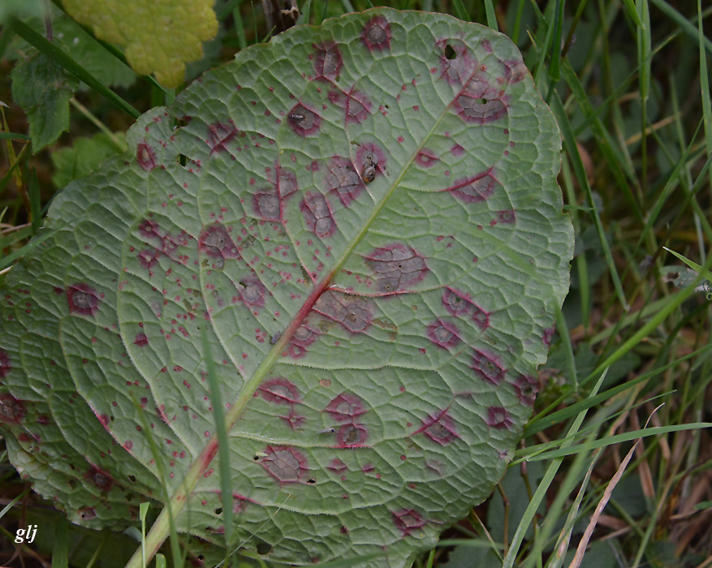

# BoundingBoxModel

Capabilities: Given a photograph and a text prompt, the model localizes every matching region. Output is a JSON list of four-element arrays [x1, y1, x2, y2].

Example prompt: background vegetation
[[1, 0, 711, 566]]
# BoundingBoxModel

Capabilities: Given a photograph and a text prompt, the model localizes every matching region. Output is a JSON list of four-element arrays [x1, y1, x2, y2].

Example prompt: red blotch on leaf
[[362, 16, 391, 51], [260, 446, 308, 484], [426, 319, 461, 350], [327, 458, 347, 473], [313, 42, 342, 79], [364, 243, 428, 293], [136, 142, 156, 171], [514, 375, 538, 407], [253, 190, 281, 220], [392, 509, 426, 536], [287, 323, 320, 358], [66, 283, 100, 316], [325, 392, 367, 422], [257, 377, 300, 405], [238, 276, 266, 308], [0, 393, 25, 424]]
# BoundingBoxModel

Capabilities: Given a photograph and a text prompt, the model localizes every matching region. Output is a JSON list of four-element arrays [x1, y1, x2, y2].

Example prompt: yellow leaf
[[61, 0, 218, 87]]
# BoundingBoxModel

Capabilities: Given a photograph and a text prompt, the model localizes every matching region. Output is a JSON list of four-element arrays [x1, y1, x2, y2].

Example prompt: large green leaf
[[0, 8, 572, 567]]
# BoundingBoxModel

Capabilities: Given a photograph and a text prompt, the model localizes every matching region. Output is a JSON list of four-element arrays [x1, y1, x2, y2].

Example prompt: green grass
[[1, 0, 711, 567]]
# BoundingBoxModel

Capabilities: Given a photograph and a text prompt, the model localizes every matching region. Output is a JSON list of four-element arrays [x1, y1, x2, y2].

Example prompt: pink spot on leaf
[[336, 423, 368, 447], [238, 276, 266, 308], [454, 76, 507, 123], [413, 408, 459, 445], [514, 375, 538, 407], [253, 190, 280, 220], [327, 458, 347, 473], [85, 465, 114, 493]]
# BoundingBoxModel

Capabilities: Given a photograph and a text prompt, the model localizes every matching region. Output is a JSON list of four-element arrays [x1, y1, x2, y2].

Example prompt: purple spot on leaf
[[85, 465, 114, 493], [314, 291, 372, 333], [276, 165, 298, 198], [257, 377, 300, 405], [392, 509, 426, 536], [134, 333, 149, 347], [364, 243, 428, 293], [0, 349, 11, 378], [362, 15, 391, 51], [300, 191, 336, 238], [0, 393, 25, 424], [471, 348, 506, 385], [136, 142, 156, 171], [288, 103, 321, 137], [313, 42, 342, 79], [451, 143, 465, 156], [426, 319, 461, 350], [486, 406, 513, 429], [325, 392, 367, 422], [66, 283, 100, 316], [287, 323, 320, 358], [260, 445, 308, 484], [324, 156, 364, 206]]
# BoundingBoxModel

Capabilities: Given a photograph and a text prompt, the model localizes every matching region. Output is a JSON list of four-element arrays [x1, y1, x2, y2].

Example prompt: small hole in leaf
[[215, 507, 222, 514], [256, 540, 272, 555], [480, 98, 488, 104], [177, 154, 187, 166], [128, 474, 136, 482], [253, 455, 259, 461], [445, 44, 457, 59], [307, 478, 316, 484]]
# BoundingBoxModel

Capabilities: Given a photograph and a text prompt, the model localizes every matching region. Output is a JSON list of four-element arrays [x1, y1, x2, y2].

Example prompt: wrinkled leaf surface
[[0, 9, 572, 567]]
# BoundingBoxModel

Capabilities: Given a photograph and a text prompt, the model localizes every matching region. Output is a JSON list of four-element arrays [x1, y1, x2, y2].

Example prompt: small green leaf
[[11, 51, 78, 152], [51, 132, 127, 188]]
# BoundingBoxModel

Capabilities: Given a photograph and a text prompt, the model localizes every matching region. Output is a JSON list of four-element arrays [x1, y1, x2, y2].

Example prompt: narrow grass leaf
[[51, 517, 69, 568], [650, 0, 712, 56], [9, 17, 140, 119], [484, 0, 498, 30]]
